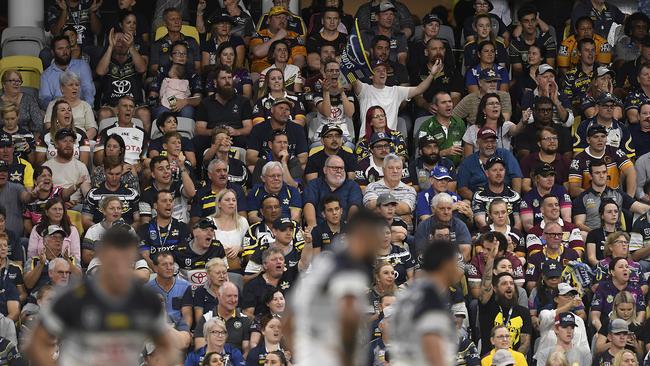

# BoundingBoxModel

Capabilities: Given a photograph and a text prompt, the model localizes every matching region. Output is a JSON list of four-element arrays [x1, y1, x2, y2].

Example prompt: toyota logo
[[191, 271, 208, 284], [112, 80, 132, 95]]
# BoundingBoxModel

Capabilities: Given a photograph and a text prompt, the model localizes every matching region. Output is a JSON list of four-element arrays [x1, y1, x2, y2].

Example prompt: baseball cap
[[542, 259, 563, 278], [0, 131, 12, 147], [61, 25, 78, 34], [268, 6, 290, 17], [319, 124, 343, 137], [596, 66, 616, 79], [369, 132, 391, 146], [194, 217, 217, 230], [0, 161, 8, 172], [431, 165, 452, 180], [272, 217, 295, 230], [42, 224, 66, 237], [377, 193, 398, 206], [609, 319, 630, 334], [484, 156, 505, 170], [272, 97, 294, 108], [555, 312, 576, 327], [477, 127, 497, 140], [596, 92, 619, 106], [534, 163, 556, 177], [557, 282, 579, 296], [371, 59, 389, 69], [479, 68, 502, 81], [587, 124, 608, 137], [378, 0, 396, 13], [492, 349, 515, 366], [418, 135, 438, 149], [208, 12, 236, 25], [536, 64, 556, 76], [54, 127, 77, 141], [422, 13, 441, 25]]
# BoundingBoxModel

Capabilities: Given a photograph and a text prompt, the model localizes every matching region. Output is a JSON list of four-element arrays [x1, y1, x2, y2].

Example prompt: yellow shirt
[[557, 34, 611, 68], [481, 349, 528, 366]]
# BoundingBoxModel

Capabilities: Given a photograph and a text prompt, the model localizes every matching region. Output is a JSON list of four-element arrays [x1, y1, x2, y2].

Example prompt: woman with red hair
[[354, 106, 407, 161]]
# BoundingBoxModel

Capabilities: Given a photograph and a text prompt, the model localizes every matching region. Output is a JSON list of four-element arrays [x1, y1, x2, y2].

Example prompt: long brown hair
[[49, 99, 75, 136]]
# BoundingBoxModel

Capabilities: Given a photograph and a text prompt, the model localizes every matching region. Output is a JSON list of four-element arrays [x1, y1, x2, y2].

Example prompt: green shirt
[[417, 116, 466, 166]]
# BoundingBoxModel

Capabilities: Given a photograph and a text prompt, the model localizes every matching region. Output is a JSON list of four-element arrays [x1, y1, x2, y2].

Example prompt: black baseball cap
[[370, 132, 391, 146], [542, 259, 563, 278], [534, 163, 556, 177], [484, 156, 505, 170], [194, 217, 217, 230], [319, 124, 343, 137], [422, 13, 441, 25], [208, 12, 236, 25], [272, 217, 295, 230], [555, 312, 576, 327], [418, 135, 438, 149], [587, 124, 608, 137], [0, 160, 8, 172], [54, 128, 77, 141]]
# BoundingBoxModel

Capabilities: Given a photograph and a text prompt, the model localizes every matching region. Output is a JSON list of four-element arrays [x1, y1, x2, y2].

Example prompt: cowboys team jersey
[[389, 279, 457, 366], [174, 240, 226, 289], [292, 252, 373, 366], [241, 221, 304, 261], [630, 212, 650, 261], [40, 278, 166, 366]]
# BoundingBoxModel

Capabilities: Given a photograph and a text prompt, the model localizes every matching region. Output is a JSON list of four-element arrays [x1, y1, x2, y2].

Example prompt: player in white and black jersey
[[27, 225, 179, 366], [290, 208, 385, 366], [389, 240, 461, 366]]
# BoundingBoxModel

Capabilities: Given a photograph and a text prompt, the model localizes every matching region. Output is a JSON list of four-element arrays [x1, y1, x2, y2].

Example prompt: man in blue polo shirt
[[457, 127, 522, 200], [415, 165, 463, 222], [146, 252, 191, 324], [247, 161, 302, 224], [303, 155, 363, 227]]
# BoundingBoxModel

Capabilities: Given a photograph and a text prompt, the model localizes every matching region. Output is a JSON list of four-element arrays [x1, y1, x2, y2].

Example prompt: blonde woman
[[192, 258, 229, 322], [544, 351, 569, 366], [211, 189, 249, 275], [595, 291, 644, 357], [43, 71, 97, 139], [613, 349, 639, 366]]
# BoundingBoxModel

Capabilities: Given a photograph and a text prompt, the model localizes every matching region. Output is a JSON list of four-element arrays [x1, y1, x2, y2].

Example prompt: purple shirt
[[592, 279, 645, 317]]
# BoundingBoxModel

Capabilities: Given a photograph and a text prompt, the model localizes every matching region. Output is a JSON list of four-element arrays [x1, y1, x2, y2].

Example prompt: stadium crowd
[[5, 0, 650, 365]]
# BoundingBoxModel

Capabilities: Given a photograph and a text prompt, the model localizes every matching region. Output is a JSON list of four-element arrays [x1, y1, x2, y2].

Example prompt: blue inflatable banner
[[340, 19, 374, 83]]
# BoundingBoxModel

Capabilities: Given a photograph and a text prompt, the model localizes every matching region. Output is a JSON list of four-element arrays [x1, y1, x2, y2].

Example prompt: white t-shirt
[[535, 309, 590, 359], [357, 82, 411, 132], [213, 216, 249, 252], [43, 158, 90, 202]]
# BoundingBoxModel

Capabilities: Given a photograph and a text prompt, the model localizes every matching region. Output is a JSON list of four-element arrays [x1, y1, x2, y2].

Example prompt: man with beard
[[478, 245, 532, 357], [457, 127, 522, 200], [471, 156, 522, 230], [515, 97, 573, 162], [96, 28, 149, 129], [411, 38, 463, 117], [363, 36, 409, 87], [140, 156, 196, 224], [190, 159, 247, 227], [416, 92, 466, 168], [407, 14, 454, 79], [389, 240, 461, 366], [410, 135, 456, 191], [520, 127, 571, 194], [94, 96, 146, 166], [39, 35, 95, 108], [290, 209, 385, 366], [196, 66, 252, 153], [452, 68, 512, 125], [525, 225, 580, 291], [138, 190, 191, 269], [303, 155, 363, 227], [305, 124, 357, 182], [42, 128, 91, 204]]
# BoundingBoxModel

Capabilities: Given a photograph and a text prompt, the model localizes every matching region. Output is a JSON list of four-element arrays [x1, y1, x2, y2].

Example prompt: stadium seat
[[412, 115, 434, 145], [0, 56, 43, 90], [154, 25, 200, 43], [150, 117, 195, 140], [1, 26, 46, 58], [97, 117, 145, 135]]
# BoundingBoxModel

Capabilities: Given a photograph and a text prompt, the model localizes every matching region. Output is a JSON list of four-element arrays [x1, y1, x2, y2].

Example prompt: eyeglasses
[[3, 79, 22, 85], [541, 136, 558, 141], [172, 51, 187, 56], [372, 143, 391, 150], [544, 232, 563, 238], [614, 240, 629, 245], [209, 330, 227, 336], [326, 165, 345, 171]]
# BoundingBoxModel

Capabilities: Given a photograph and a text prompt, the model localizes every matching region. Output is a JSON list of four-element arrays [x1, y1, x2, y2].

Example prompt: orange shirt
[[557, 34, 611, 68], [249, 29, 307, 73]]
